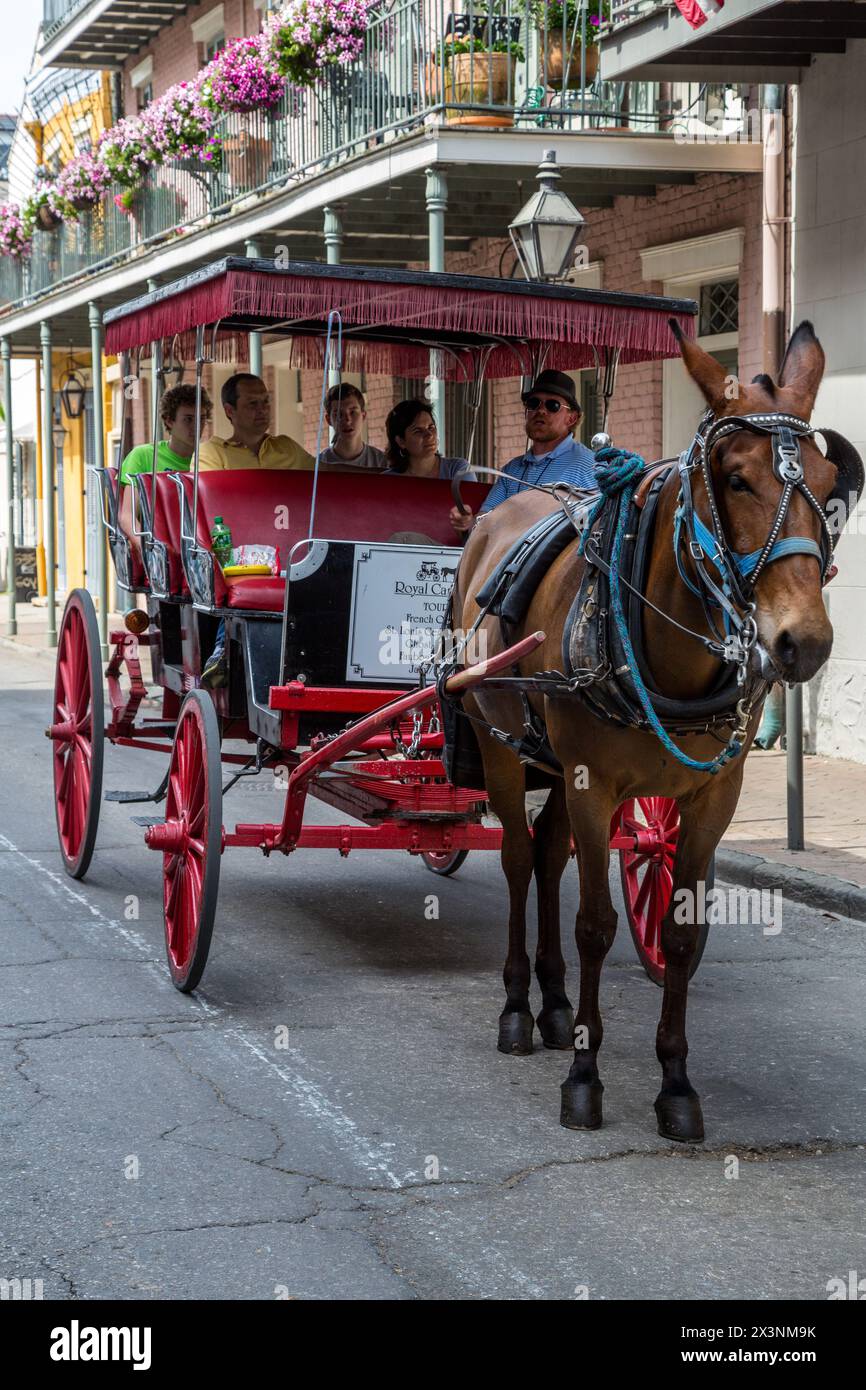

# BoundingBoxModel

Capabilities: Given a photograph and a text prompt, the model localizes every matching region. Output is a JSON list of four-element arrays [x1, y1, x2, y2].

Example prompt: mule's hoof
[[655, 1090, 704, 1143], [560, 1078, 603, 1130], [537, 1006, 575, 1050], [498, 1011, 534, 1055]]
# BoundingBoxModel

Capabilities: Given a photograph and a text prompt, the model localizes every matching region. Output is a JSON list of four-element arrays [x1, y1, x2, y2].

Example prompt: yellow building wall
[[32, 76, 115, 601]]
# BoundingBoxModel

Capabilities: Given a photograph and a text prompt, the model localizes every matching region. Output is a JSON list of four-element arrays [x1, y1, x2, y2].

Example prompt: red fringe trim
[[105, 268, 695, 372]]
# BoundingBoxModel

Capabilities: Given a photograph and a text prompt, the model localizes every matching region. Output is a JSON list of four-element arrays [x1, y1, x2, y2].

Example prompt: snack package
[[228, 544, 280, 575]]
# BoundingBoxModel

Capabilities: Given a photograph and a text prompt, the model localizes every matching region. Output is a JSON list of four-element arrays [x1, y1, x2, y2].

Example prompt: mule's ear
[[669, 318, 729, 412], [778, 320, 825, 416]]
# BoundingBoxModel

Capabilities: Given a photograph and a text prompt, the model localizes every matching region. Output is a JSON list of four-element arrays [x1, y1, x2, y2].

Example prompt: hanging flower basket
[[35, 203, 63, 232], [267, 1, 375, 88]]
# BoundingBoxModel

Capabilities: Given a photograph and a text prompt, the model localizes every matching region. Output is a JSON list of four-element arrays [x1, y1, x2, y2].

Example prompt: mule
[[452, 322, 860, 1141]]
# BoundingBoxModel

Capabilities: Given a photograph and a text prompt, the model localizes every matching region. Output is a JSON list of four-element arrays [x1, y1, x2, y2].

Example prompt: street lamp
[[52, 423, 67, 452], [59, 352, 88, 420], [508, 149, 586, 282]]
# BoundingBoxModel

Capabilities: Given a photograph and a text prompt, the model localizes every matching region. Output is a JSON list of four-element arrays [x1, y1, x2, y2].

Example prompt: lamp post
[[508, 149, 586, 283]]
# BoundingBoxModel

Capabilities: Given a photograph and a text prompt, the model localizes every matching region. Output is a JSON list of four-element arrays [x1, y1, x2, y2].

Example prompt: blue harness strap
[[588, 448, 745, 775], [688, 512, 824, 580]]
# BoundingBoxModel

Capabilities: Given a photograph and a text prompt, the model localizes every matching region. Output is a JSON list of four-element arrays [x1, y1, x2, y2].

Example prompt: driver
[[448, 370, 596, 534]]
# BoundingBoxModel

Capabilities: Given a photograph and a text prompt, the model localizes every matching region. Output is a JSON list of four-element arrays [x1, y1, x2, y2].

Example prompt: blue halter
[[674, 507, 824, 599]]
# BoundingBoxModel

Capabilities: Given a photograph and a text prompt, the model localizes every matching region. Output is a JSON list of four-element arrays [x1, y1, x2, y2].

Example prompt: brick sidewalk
[[726, 747, 866, 890], [3, 595, 865, 892]]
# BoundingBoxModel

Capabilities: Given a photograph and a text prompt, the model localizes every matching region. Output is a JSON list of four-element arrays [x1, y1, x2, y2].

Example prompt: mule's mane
[[750, 373, 777, 395]]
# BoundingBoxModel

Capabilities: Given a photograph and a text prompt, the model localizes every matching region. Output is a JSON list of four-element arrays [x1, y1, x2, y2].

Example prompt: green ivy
[[441, 38, 526, 63]]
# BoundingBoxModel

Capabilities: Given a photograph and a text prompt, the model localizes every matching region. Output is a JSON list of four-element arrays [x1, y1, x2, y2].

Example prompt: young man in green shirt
[[119, 383, 213, 484]]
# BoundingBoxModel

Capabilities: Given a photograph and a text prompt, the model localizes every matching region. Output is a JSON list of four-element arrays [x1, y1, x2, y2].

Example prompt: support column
[[2, 338, 15, 636], [425, 167, 448, 450], [40, 321, 57, 647], [323, 206, 343, 266], [147, 278, 160, 432], [323, 209, 343, 391], [89, 303, 108, 657], [245, 240, 264, 379]]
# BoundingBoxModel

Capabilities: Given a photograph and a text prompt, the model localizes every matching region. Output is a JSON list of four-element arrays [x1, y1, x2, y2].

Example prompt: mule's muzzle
[[769, 624, 832, 684]]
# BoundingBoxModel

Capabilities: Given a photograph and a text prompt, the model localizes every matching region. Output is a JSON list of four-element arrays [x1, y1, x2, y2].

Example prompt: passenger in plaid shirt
[[449, 370, 596, 535]]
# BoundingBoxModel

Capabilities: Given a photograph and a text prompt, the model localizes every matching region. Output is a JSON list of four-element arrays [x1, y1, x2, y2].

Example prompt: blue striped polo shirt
[[480, 435, 597, 511]]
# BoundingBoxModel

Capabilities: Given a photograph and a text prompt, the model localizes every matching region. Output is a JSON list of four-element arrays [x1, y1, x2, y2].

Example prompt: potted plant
[[532, 1, 608, 90], [441, 36, 525, 127]]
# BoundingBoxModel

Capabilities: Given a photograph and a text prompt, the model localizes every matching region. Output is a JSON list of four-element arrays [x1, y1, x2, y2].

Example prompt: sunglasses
[[524, 396, 569, 413]]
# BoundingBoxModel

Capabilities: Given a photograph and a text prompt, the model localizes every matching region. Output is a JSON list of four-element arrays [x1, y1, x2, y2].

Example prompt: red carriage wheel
[[617, 797, 710, 986], [422, 849, 469, 876], [149, 689, 222, 993], [51, 589, 104, 880]]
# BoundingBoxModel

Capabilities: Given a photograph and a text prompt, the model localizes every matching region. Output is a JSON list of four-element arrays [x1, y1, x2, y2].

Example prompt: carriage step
[[130, 816, 165, 829], [105, 770, 169, 805]]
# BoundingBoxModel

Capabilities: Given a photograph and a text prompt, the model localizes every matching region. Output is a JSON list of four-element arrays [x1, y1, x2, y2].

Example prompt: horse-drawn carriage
[[49, 257, 702, 993]]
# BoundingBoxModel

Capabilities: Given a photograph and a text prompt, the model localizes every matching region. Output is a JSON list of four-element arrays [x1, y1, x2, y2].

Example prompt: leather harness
[[439, 410, 864, 777]]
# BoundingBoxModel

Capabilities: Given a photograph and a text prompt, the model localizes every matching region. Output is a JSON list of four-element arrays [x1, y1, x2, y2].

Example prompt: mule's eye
[[728, 474, 750, 493]]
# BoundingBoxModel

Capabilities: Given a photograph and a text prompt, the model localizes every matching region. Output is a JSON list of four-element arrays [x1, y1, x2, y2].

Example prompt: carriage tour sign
[[347, 543, 464, 683]]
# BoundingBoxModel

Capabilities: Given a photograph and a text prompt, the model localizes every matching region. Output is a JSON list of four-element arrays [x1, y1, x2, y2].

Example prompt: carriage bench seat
[[177, 469, 491, 612]]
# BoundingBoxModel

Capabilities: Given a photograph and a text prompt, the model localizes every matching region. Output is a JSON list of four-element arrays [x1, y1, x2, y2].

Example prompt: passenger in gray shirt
[[383, 398, 475, 482], [320, 383, 387, 471]]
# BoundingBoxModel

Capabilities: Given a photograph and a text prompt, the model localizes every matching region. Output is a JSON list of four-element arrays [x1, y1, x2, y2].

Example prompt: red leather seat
[[179, 469, 490, 613], [112, 467, 148, 588], [224, 576, 285, 610], [147, 473, 189, 595]]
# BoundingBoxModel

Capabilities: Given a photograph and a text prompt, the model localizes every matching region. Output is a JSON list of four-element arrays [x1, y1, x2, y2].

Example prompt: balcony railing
[[6, 0, 758, 312], [609, 0, 673, 26], [42, 0, 89, 39]]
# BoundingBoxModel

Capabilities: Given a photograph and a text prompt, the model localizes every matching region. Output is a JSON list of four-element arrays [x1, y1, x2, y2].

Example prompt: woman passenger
[[384, 399, 475, 481]]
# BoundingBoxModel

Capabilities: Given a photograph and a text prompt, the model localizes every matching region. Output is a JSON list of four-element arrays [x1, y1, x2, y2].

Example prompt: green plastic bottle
[[211, 515, 232, 569]]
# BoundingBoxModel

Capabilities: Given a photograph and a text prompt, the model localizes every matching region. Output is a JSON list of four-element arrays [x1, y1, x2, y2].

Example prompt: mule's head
[[673, 320, 842, 683]]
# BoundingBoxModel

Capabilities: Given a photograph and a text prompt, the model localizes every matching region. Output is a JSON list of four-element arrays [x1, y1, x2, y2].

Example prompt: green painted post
[[40, 321, 57, 647], [89, 303, 108, 657], [2, 338, 16, 636]]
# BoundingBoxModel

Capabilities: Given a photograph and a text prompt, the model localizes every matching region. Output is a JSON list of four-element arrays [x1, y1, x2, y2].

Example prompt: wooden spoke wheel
[[421, 849, 469, 877], [616, 797, 711, 986], [51, 589, 104, 880], [147, 690, 222, 993]]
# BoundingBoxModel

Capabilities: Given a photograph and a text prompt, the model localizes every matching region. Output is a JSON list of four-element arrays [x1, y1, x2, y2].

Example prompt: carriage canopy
[[103, 258, 697, 380]]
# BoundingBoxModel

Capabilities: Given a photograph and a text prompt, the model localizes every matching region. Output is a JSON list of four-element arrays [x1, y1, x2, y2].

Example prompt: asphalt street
[[1, 642, 864, 1301]]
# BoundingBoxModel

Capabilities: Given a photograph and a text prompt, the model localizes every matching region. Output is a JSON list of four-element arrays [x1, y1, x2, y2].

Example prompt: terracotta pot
[[224, 125, 273, 192], [542, 31, 600, 90], [444, 50, 516, 127]]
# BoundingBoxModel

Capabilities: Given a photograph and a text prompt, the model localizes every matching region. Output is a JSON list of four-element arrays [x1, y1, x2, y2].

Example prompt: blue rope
[[584, 447, 742, 775]]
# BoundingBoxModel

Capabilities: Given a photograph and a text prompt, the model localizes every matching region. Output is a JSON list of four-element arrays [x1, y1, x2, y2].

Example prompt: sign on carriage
[[347, 544, 463, 683]]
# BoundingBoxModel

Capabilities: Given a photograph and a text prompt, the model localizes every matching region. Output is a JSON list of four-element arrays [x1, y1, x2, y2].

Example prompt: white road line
[[225, 1029, 405, 1189], [1, 832, 408, 1189]]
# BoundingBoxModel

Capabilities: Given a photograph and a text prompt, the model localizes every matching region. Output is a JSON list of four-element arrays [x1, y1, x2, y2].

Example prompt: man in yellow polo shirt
[[200, 372, 314, 689], [200, 373, 314, 471]]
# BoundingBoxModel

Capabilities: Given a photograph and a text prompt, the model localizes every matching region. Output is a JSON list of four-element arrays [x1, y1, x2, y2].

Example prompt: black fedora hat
[[521, 369, 581, 413]]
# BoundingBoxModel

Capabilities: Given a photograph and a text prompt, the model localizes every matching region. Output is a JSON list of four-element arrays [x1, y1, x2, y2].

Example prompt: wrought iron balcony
[[5, 0, 760, 313], [41, 0, 193, 68], [605, 1, 866, 83]]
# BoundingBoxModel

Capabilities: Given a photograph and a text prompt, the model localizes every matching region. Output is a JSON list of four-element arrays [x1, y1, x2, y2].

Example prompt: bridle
[[674, 409, 863, 687]]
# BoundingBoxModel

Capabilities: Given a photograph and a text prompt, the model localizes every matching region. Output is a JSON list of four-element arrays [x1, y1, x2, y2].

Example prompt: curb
[[0, 633, 56, 662], [715, 846, 866, 924]]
